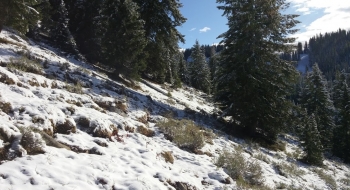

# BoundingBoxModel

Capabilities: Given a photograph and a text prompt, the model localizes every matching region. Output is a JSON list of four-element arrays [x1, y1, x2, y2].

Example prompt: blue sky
[[178, 0, 350, 49]]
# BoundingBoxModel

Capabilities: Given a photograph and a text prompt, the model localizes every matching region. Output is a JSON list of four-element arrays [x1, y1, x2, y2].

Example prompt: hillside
[[0, 30, 350, 190]]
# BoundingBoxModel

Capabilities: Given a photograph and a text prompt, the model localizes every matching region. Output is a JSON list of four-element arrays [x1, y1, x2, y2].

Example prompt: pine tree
[[134, 0, 186, 83], [48, 0, 81, 57], [209, 45, 220, 94], [332, 71, 350, 163], [304, 41, 308, 54], [300, 63, 335, 150], [178, 52, 188, 84], [297, 42, 303, 55], [301, 113, 324, 166], [215, 0, 299, 140], [169, 52, 183, 88], [101, 0, 147, 80], [63, 0, 104, 62], [188, 40, 211, 93], [0, 0, 41, 34]]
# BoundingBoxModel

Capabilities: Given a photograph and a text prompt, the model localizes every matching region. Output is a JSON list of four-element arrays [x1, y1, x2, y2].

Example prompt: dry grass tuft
[[0, 101, 12, 114], [161, 151, 174, 164], [137, 125, 155, 137], [92, 124, 117, 139], [137, 114, 149, 124], [125, 125, 135, 133], [0, 70, 16, 85], [54, 119, 77, 134], [116, 101, 128, 113]]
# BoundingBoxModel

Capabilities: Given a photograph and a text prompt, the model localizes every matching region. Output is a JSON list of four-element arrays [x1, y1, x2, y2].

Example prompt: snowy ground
[[0, 30, 350, 190]]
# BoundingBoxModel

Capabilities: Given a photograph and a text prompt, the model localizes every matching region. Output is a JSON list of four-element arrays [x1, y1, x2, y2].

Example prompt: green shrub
[[254, 153, 270, 164], [157, 119, 206, 152], [166, 98, 176, 105], [7, 56, 43, 75], [274, 162, 305, 178], [65, 81, 83, 94], [215, 150, 264, 187]]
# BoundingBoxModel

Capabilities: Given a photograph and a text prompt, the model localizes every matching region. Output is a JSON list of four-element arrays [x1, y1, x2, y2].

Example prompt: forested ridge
[[1, 0, 350, 166]]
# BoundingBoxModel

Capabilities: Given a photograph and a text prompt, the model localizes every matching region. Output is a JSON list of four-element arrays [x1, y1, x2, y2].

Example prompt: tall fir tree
[[134, 0, 186, 83], [332, 71, 350, 163], [101, 0, 147, 80], [300, 63, 335, 150], [297, 42, 303, 55], [301, 112, 324, 166], [48, 0, 81, 57], [0, 0, 41, 34], [304, 41, 308, 54], [188, 40, 211, 93], [63, 0, 104, 62], [215, 0, 299, 140], [178, 52, 188, 84]]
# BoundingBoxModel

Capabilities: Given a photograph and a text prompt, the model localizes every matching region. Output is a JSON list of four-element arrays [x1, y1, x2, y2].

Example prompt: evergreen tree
[[101, 0, 147, 80], [215, 0, 299, 140], [188, 40, 211, 93], [304, 41, 308, 54], [297, 42, 303, 55], [177, 52, 188, 84], [300, 63, 335, 150], [63, 0, 104, 62], [0, 0, 41, 34], [209, 45, 219, 94], [49, 0, 80, 56], [134, 0, 186, 83], [169, 52, 183, 88], [301, 112, 324, 166], [332, 71, 350, 163]]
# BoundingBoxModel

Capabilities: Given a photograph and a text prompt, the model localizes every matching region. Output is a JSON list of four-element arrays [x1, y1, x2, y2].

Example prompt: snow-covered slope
[[0, 30, 349, 190], [297, 54, 310, 74]]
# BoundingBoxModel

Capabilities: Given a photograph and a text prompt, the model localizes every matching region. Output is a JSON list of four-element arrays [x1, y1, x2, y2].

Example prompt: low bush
[[65, 81, 83, 94], [215, 149, 264, 187], [312, 168, 337, 190], [19, 127, 45, 155], [7, 56, 43, 75], [157, 119, 206, 152], [274, 162, 305, 178], [0, 101, 12, 114], [254, 153, 270, 164]]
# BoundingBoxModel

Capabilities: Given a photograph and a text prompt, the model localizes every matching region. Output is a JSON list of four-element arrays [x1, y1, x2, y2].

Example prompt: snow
[[0, 29, 350, 190], [297, 54, 311, 74]]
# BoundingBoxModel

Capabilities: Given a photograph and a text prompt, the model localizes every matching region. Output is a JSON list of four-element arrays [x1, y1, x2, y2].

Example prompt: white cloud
[[289, 0, 350, 42], [189, 28, 196, 31], [199, 27, 211, 33], [295, 7, 311, 15]]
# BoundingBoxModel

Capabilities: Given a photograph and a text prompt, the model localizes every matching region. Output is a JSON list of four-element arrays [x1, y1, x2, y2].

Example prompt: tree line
[[0, 0, 186, 84], [309, 29, 350, 80]]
